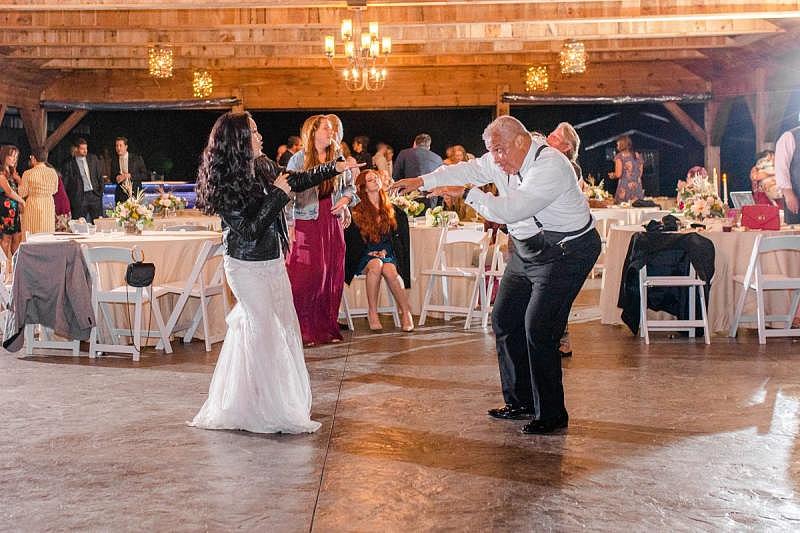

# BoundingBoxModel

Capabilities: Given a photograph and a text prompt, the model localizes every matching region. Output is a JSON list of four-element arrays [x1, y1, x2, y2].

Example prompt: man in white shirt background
[[393, 116, 600, 435], [110, 136, 148, 206], [776, 113, 800, 224], [61, 137, 104, 223]]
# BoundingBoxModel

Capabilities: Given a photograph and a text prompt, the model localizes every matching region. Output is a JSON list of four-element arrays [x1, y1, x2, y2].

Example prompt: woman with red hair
[[345, 169, 414, 332]]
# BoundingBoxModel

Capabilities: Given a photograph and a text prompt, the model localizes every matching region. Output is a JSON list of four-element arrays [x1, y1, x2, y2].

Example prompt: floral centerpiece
[[152, 187, 186, 216], [676, 173, 726, 220], [425, 205, 459, 227], [106, 183, 154, 233], [583, 179, 613, 208], [390, 191, 425, 218]]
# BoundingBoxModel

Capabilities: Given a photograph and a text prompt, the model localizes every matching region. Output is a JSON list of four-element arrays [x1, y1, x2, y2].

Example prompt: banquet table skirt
[[599, 224, 800, 333], [93, 209, 221, 232], [25, 231, 224, 346], [342, 222, 484, 317]]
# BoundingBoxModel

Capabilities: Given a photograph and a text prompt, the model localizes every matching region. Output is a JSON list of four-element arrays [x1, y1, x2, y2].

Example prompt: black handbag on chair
[[125, 250, 155, 287]]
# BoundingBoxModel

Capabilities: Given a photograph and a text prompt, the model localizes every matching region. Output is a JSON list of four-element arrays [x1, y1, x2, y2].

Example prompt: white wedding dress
[[190, 255, 321, 434]]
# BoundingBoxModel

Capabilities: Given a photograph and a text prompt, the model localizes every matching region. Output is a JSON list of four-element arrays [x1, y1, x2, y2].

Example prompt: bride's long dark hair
[[196, 112, 259, 215]]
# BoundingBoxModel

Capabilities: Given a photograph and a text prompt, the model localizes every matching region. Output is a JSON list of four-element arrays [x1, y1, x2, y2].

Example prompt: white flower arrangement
[[390, 191, 425, 218], [425, 205, 459, 227], [676, 176, 726, 221], [106, 182, 154, 229], [153, 190, 186, 214]]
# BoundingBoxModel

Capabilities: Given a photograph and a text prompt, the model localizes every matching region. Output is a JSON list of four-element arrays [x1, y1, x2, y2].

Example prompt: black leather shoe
[[521, 415, 569, 434], [487, 404, 533, 420]]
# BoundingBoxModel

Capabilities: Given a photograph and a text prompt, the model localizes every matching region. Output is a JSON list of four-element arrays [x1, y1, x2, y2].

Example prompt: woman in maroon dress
[[285, 115, 358, 346]]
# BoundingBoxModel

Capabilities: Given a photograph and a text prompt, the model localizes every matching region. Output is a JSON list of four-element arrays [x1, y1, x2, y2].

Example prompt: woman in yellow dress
[[19, 149, 58, 235]]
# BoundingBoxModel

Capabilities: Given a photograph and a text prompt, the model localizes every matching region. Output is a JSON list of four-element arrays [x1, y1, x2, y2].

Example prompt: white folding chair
[[82, 246, 173, 361], [639, 263, 710, 344], [482, 228, 509, 328], [637, 210, 673, 225], [590, 212, 627, 285], [163, 224, 207, 232], [729, 234, 800, 344], [339, 275, 404, 330], [159, 240, 229, 351], [419, 226, 490, 329]]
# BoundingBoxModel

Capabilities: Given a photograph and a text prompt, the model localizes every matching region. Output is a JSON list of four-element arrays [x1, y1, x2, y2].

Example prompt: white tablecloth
[[25, 231, 225, 345], [599, 224, 800, 333], [590, 206, 661, 225]]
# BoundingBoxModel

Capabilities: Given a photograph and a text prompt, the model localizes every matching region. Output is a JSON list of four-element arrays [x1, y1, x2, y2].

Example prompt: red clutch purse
[[741, 205, 780, 231]]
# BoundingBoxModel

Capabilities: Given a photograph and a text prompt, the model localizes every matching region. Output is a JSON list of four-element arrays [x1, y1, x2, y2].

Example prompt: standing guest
[[393, 116, 599, 434], [110, 136, 148, 206], [345, 169, 414, 332], [443, 145, 468, 165], [547, 121, 584, 357], [61, 137, 104, 222], [53, 169, 71, 232], [278, 136, 302, 168], [393, 133, 444, 211], [286, 115, 360, 346], [191, 111, 356, 434], [777, 116, 800, 223], [0, 145, 25, 266], [607, 134, 644, 203], [351, 135, 373, 169], [19, 149, 58, 234], [275, 144, 288, 164], [372, 142, 393, 177]]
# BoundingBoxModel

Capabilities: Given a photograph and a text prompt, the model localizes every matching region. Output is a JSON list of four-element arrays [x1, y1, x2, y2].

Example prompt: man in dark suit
[[278, 135, 301, 167], [393, 133, 444, 211], [110, 136, 148, 206], [61, 138, 104, 223]]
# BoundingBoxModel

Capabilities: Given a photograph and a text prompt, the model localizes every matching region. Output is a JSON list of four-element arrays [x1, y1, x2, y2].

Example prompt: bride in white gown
[[190, 111, 354, 434]]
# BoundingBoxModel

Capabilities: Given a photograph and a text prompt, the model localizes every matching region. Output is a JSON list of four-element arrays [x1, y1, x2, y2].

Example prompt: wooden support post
[[44, 110, 88, 152], [232, 88, 245, 113], [753, 67, 768, 152], [662, 102, 706, 146], [20, 106, 46, 155], [495, 85, 509, 118], [0, 104, 6, 128], [704, 100, 731, 188]]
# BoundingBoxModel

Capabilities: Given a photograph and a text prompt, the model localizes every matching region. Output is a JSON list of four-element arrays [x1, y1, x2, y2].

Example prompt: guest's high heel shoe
[[400, 311, 415, 332]]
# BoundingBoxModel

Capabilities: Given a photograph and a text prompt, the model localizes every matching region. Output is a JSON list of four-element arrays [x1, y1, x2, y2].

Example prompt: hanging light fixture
[[192, 70, 213, 98], [525, 66, 549, 92], [559, 40, 587, 75], [148, 45, 174, 79], [323, 7, 391, 91]]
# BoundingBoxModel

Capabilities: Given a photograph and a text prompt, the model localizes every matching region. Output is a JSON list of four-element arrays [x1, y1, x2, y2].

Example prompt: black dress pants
[[491, 229, 601, 421]]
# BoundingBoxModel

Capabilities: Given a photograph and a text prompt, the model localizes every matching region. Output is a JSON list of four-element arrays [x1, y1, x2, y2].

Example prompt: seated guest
[[372, 142, 393, 177], [111, 136, 148, 206], [443, 144, 468, 165], [19, 149, 58, 234], [345, 169, 414, 332], [750, 150, 783, 206]]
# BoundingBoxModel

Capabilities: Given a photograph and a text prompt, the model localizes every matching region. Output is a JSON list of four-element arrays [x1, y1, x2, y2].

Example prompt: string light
[[559, 40, 587, 75], [148, 45, 174, 79], [192, 70, 213, 98], [525, 66, 549, 92]]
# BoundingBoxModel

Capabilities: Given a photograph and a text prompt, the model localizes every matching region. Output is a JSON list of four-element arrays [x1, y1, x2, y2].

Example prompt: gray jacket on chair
[[4, 240, 95, 352]]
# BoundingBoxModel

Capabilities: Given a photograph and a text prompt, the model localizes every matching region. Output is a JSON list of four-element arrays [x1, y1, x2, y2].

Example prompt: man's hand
[[428, 186, 467, 202], [784, 188, 799, 214], [115, 174, 126, 184], [390, 177, 424, 195]]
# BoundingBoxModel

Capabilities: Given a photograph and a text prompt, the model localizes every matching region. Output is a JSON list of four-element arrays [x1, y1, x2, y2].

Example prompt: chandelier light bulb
[[324, 9, 391, 91]]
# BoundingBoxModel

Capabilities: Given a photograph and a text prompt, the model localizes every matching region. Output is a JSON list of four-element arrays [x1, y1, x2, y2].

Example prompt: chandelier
[[148, 45, 174, 79], [192, 70, 213, 98], [324, 9, 392, 91], [525, 66, 549, 92], [559, 40, 587, 75]]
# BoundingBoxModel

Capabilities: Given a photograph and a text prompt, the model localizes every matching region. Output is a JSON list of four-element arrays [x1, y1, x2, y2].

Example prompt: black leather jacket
[[220, 156, 341, 261]]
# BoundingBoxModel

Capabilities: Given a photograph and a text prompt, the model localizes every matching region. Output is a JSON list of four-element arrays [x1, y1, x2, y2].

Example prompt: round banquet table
[[93, 209, 221, 232], [599, 223, 800, 333], [25, 230, 224, 345], [590, 206, 660, 225], [342, 220, 485, 316]]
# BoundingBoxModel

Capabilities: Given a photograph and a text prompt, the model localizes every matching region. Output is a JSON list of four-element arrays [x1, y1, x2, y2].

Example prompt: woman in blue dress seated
[[344, 169, 414, 332]]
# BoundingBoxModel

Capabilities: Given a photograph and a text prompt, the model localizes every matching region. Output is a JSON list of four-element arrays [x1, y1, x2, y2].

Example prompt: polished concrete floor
[[3, 288, 800, 531]]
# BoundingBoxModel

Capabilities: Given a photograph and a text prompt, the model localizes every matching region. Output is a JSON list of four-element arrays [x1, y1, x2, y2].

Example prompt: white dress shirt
[[119, 153, 129, 174], [420, 135, 592, 240], [775, 129, 796, 190]]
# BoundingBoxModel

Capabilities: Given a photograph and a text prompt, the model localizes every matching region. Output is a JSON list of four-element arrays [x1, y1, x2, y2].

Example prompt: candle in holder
[[713, 167, 719, 196], [722, 172, 728, 205]]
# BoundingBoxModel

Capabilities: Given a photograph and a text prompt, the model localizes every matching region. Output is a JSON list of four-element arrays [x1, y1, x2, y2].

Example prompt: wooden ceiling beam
[[0, 19, 780, 47]]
